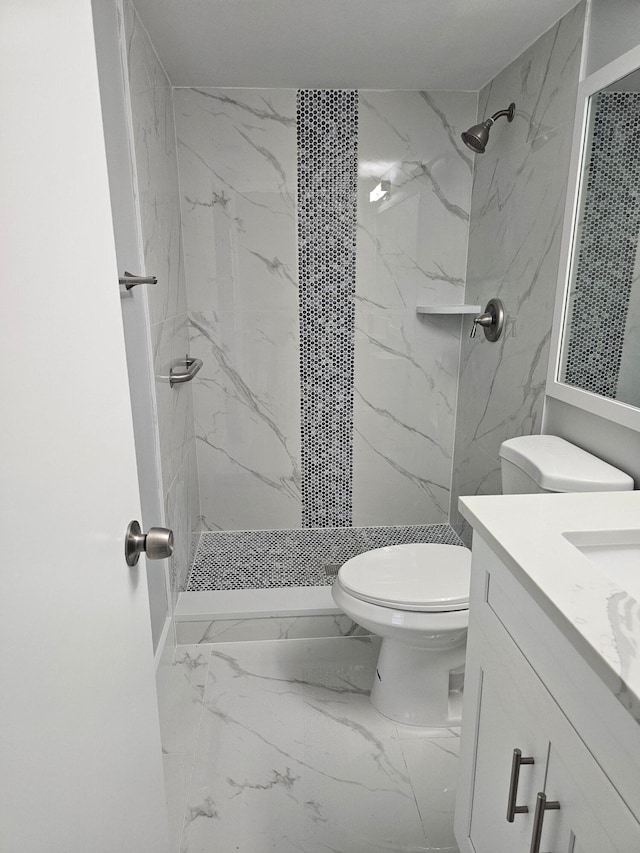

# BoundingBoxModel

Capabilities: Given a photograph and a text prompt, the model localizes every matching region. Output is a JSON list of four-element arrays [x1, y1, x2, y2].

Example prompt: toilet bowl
[[332, 435, 633, 728], [332, 543, 471, 727]]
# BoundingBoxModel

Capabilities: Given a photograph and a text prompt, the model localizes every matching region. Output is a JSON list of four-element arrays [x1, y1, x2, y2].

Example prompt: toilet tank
[[499, 435, 634, 494]]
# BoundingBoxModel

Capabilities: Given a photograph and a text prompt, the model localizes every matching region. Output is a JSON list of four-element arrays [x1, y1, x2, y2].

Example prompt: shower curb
[[175, 586, 338, 621]]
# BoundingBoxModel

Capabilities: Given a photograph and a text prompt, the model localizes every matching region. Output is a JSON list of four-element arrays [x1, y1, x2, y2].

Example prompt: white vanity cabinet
[[455, 534, 640, 853]]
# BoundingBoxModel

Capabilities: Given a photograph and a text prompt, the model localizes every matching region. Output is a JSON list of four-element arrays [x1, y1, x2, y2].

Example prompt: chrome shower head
[[461, 103, 515, 154]]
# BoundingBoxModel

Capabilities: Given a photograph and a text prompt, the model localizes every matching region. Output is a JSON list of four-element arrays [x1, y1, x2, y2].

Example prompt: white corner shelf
[[416, 304, 481, 315]]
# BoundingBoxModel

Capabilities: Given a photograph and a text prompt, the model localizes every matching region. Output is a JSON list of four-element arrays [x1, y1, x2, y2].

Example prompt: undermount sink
[[563, 529, 640, 601]]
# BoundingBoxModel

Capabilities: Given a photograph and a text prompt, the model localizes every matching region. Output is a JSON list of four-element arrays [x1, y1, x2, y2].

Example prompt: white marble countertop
[[459, 490, 640, 723]]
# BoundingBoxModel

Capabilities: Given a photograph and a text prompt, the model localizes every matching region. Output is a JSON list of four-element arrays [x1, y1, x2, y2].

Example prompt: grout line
[[448, 88, 478, 525], [129, 0, 173, 87], [397, 738, 431, 849]]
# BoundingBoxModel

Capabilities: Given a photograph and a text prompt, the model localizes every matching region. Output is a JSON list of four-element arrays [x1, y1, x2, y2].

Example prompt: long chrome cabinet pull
[[529, 792, 560, 853], [506, 749, 535, 821]]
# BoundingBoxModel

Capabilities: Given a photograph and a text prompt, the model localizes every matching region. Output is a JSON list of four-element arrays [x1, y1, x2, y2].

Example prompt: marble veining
[[158, 636, 460, 852], [607, 592, 640, 712], [460, 490, 640, 726], [176, 85, 479, 533], [450, 2, 586, 538], [353, 90, 476, 527], [176, 614, 368, 645], [174, 87, 301, 531]]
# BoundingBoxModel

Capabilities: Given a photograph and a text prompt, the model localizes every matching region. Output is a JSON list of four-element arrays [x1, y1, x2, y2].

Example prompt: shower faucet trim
[[471, 298, 505, 342]]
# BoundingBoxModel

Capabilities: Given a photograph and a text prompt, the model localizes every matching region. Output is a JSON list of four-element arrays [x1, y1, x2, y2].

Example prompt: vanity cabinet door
[[460, 625, 548, 853], [537, 744, 640, 853], [456, 557, 640, 853], [468, 669, 548, 852]]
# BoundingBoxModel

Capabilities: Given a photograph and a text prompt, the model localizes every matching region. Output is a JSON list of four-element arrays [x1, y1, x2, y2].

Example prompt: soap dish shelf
[[416, 304, 481, 315]]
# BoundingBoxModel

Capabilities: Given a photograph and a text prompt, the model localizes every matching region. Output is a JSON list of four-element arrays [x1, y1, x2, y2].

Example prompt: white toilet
[[332, 435, 633, 727]]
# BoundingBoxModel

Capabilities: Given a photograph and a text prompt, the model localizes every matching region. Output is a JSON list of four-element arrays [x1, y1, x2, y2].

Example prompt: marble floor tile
[[163, 753, 194, 852], [165, 636, 460, 851], [176, 614, 367, 645], [395, 724, 461, 742], [400, 737, 460, 851], [157, 645, 212, 755]]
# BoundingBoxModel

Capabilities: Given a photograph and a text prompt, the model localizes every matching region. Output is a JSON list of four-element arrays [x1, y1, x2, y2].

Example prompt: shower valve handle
[[470, 298, 505, 342], [470, 312, 494, 337]]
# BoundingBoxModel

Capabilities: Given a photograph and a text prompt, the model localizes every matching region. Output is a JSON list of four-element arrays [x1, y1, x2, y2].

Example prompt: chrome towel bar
[[169, 356, 203, 388]]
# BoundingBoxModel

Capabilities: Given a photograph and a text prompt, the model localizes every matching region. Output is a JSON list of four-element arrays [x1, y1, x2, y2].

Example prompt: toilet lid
[[338, 544, 471, 612]]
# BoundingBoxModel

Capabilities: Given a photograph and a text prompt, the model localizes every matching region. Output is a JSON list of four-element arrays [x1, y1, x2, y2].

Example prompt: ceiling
[[132, 0, 581, 91]]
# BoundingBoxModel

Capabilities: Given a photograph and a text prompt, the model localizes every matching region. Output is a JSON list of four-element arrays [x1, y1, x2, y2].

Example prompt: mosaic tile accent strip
[[563, 91, 640, 398], [297, 90, 358, 527], [186, 524, 464, 591]]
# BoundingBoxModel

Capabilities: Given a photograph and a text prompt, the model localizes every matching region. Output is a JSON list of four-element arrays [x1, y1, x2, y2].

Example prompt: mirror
[[557, 65, 640, 410]]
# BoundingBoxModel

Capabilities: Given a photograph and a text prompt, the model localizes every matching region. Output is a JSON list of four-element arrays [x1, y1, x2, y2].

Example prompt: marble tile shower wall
[[174, 88, 301, 531], [123, 8, 585, 551], [124, 1, 200, 604], [175, 88, 477, 531], [354, 91, 477, 526], [450, 2, 586, 539]]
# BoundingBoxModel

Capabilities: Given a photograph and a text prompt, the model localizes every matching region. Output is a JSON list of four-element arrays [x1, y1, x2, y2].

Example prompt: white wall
[[543, 398, 640, 486], [586, 0, 640, 76]]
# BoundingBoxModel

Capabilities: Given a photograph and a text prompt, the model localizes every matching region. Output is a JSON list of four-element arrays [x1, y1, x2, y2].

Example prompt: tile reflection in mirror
[[560, 69, 640, 408]]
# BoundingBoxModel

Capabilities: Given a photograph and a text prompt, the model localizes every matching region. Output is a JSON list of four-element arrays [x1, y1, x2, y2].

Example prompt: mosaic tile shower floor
[[186, 524, 464, 591]]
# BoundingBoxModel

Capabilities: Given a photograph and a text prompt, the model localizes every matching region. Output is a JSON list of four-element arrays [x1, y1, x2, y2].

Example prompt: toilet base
[[370, 637, 466, 727]]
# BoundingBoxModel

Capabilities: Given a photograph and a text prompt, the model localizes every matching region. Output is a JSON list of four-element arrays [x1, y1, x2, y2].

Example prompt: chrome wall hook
[[470, 298, 505, 341], [119, 271, 158, 290]]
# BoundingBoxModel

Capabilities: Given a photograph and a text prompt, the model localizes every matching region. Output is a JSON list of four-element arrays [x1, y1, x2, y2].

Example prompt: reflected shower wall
[[174, 89, 477, 533], [561, 89, 640, 404]]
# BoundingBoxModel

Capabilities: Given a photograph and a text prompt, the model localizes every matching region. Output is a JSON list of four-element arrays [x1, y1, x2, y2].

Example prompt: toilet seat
[[338, 543, 471, 612]]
